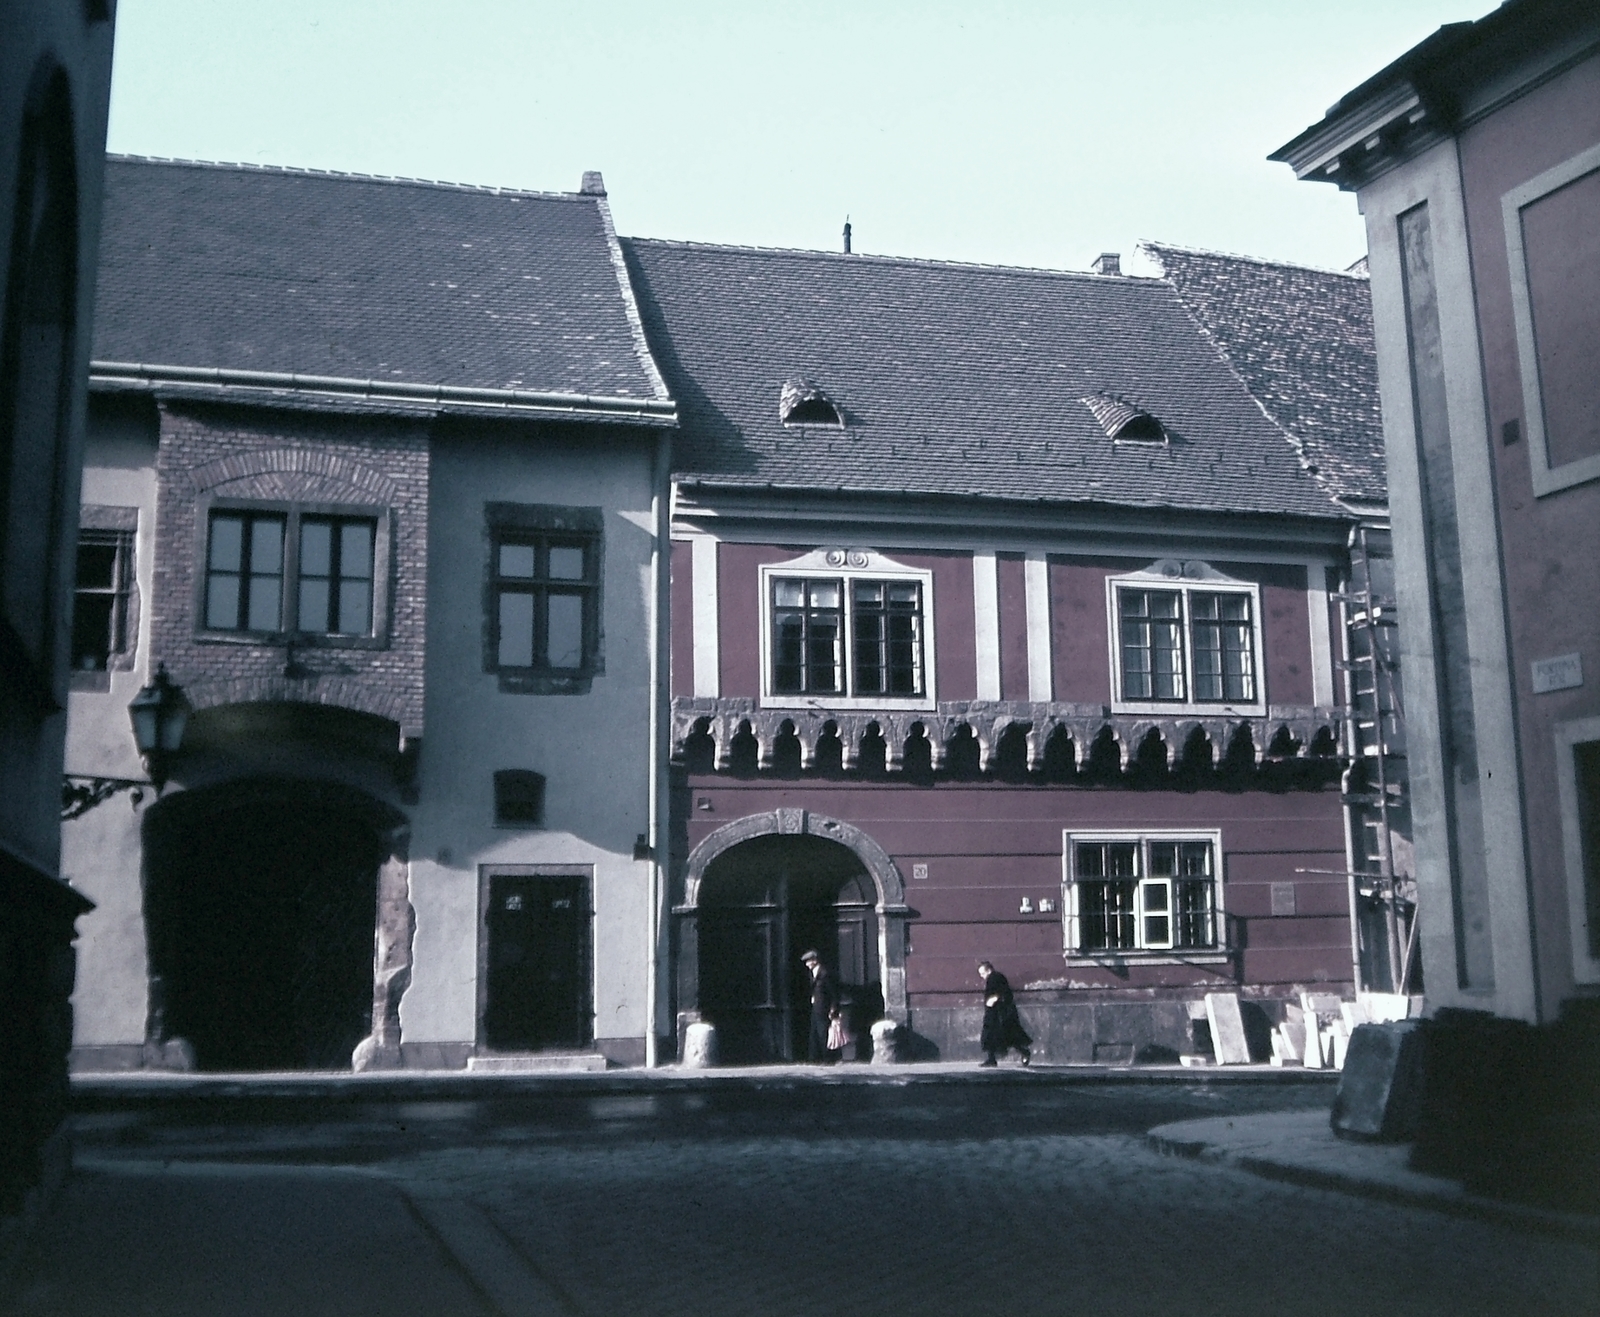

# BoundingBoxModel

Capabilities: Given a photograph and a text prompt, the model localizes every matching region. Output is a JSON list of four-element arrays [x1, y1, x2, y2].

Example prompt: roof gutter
[[89, 360, 678, 425]]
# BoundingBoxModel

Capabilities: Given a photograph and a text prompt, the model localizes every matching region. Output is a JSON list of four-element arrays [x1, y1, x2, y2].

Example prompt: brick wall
[[151, 402, 431, 738]]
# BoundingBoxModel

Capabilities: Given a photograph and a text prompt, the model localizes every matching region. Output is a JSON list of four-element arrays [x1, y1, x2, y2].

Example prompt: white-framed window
[[1555, 714, 1600, 985], [1105, 561, 1264, 714], [1063, 830, 1225, 956], [759, 548, 935, 709]]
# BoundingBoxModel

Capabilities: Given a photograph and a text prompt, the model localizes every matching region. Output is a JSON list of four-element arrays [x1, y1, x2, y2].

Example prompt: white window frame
[[1554, 714, 1600, 985], [1105, 561, 1266, 716], [1062, 828, 1228, 962], [759, 547, 936, 710]]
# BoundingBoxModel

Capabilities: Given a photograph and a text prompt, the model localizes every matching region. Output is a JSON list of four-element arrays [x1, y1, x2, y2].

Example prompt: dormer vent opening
[[780, 379, 844, 427], [1081, 392, 1169, 444]]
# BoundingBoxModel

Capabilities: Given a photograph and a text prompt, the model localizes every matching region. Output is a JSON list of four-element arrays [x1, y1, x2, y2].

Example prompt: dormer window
[[1082, 393, 1168, 444], [780, 379, 844, 427]]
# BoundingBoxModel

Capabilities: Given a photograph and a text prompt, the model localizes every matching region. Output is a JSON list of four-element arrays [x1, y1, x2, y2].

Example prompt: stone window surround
[[191, 492, 395, 650], [1503, 140, 1600, 498], [70, 503, 140, 691], [1061, 827, 1231, 967], [483, 501, 605, 696], [758, 548, 937, 712], [1104, 560, 1267, 718]]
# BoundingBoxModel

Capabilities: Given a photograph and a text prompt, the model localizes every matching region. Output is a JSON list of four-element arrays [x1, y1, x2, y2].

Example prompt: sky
[[105, 1, 1484, 275]]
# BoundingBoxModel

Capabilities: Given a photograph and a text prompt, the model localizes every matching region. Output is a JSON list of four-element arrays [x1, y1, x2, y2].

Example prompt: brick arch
[[185, 676, 411, 730], [676, 809, 910, 1029], [190, 448, 398, 503]]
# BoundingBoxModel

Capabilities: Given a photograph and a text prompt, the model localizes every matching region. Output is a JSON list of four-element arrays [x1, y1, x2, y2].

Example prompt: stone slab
[[1204, 992, 1251, 1065]]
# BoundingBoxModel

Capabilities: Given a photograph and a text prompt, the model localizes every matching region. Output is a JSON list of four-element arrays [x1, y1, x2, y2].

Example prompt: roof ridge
[[622, 235, 1165, 286], [104, 153, 595, 203], [1141, 239, 1370, 280]]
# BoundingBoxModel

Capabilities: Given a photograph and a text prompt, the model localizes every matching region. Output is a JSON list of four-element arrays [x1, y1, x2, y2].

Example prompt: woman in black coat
[[977, 960, 1031, 1067]]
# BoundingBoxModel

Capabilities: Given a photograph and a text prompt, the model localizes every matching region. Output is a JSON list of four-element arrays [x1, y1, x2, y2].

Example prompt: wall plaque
[[1531, 652, 1583, 694]]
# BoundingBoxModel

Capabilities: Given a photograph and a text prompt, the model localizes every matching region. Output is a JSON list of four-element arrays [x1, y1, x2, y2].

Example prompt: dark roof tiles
[[94, 157, 667, 402], [1143, 242, 1384, 504], [623, 238, 1349, 519]]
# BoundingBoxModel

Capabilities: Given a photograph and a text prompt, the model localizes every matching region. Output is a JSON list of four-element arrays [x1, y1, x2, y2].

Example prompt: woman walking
[[977, 960, 1032, 1067]]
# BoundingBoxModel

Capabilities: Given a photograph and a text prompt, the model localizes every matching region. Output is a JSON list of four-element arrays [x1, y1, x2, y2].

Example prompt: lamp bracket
[[61, 773, 153, 820]]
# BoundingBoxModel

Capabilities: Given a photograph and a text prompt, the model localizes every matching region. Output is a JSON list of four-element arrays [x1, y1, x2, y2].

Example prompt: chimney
[[843, 218, 852, 254], [579, 170, 606, 196], [1091, 251, 1121, 276]]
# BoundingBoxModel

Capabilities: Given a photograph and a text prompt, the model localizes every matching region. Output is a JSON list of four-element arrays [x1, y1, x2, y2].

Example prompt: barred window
[[1067, 834, 1220, 954]]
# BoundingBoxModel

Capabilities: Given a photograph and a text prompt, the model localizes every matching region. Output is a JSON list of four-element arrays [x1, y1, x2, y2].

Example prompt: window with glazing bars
[[1116, 586, 1255, 704], [1118, 589, 1184, 700], [492, 533, 596, 671], [851, 579, 923, 696], [297, 516, 375, 636], [72, 529, 134, 671], [772, 578, 843, 694], [1071, 837, 1218, 952], [205, 511, 286, 632]]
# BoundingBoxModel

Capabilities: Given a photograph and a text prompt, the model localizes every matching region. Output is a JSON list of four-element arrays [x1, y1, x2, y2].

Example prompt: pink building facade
[[1276, 0, 1600, 1025]]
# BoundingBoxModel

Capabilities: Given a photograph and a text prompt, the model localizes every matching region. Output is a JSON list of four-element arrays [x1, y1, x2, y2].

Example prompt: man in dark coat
[[801, 949, 841, 1063], [978, 960, 1031, 1067]]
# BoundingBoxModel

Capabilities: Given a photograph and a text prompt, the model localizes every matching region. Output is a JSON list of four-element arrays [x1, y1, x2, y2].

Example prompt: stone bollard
[[870, 1018, 903, 1065], [683, 1021, 719, 1068]]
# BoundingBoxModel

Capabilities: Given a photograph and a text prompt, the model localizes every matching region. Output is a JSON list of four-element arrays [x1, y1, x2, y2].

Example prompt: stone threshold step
[[465, 1053, 608, 1073]]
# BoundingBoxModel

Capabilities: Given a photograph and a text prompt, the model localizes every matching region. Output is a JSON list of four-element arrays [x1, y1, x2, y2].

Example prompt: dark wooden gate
[[698, 836, 879, 1063], [483, 873, 592, 1051]]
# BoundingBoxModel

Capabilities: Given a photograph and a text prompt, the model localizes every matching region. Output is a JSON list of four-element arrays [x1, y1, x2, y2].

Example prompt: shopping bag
[[826, 1014, 848, 1052]]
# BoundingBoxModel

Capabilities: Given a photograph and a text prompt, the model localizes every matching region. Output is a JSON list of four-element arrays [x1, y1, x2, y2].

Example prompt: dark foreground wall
[[0, 855, 91, 1232]]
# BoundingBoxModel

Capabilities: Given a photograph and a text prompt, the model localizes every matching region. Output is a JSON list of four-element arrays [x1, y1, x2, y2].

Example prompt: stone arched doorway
[[141, 777, 407, 1071], [676, 809, 908, 1064]]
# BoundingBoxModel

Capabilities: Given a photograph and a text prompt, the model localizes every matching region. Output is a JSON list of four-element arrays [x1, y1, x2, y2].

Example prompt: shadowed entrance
[[142, 779, 402, 1071], [698, 834, 881, 1064]]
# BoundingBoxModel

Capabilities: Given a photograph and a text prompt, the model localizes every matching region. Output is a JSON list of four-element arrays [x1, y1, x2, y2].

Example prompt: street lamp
[[61, 663, 191, 819], [126, 663, 190, 791]]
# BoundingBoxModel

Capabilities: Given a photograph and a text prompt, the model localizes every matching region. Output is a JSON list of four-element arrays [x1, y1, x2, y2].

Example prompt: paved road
[[9, 1075, 1597, 1316]]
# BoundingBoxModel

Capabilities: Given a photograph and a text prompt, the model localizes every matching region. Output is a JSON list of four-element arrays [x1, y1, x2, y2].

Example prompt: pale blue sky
[[106, 1, 1480, 274]]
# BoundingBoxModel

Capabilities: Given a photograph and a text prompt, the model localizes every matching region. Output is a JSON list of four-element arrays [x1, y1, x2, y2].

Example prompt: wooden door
[[483, 874, 591, 1051]]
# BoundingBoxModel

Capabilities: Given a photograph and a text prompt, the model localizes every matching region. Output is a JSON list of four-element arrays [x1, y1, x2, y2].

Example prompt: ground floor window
[[1065, 831, 1220, 953]]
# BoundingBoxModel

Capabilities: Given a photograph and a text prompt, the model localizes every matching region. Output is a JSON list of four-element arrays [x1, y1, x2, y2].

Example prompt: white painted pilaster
[[972, 549, 1001, 701], [690, 534, 720, 698], [1025, 552, 1053, 702], [1307, 568, 1334, 707]]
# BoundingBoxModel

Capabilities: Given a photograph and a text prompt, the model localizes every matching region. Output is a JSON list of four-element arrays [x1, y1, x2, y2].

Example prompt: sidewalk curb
[[69, 1063, 1340, 1109], [1147, 1121, 1600, 1247]]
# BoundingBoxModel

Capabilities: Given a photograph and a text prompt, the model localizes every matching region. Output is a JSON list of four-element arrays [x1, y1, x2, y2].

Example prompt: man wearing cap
[[800, 949, 841, 1063]]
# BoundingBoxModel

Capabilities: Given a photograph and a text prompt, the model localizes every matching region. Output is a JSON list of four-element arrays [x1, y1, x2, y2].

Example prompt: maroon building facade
[[626, 238, 1380, 1064]]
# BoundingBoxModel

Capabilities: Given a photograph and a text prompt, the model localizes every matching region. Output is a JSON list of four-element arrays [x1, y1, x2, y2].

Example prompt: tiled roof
[[1143, 243, 1385, 505], [93, 156, 668, 403], [622, 239, 1349, 520]]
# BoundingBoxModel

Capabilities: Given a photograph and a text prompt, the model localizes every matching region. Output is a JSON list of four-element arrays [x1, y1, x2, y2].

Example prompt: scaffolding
[[1335, 522, 1417, 995]]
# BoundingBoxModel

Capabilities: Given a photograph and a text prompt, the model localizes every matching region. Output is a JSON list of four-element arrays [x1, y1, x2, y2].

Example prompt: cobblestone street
[[9, 1076, 1598, 1316]]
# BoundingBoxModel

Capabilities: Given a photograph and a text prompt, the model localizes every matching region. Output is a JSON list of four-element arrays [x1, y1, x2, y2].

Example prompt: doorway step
[[466, 1052, 607, 1072]]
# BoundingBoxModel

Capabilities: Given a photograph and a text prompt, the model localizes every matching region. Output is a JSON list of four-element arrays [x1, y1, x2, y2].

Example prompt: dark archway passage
[[142, 779, 401, 1071], [699, 835, 880, 1064]]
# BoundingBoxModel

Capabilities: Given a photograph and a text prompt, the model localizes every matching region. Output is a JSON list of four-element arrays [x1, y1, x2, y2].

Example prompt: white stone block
[[1204, 992, 1251, 1065]]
